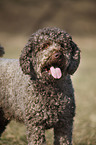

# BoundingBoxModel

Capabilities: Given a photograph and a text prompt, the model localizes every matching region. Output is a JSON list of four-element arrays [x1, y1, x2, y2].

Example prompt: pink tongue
[[50, 66, 62, 79]]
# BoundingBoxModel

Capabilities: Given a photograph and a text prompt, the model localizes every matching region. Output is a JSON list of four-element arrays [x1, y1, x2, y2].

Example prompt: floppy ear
[[19, 44, 36, 79], [19, 45, 32, 75], [67, 41, 80, 75]]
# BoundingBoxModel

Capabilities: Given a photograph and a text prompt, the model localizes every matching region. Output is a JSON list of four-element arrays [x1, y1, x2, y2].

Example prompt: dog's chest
[[25, 80, 75, 127], [32, 85, 73, 127]]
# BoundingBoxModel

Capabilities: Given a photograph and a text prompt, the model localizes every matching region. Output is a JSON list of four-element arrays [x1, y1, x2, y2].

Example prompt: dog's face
[[20, 27, 80, 82], [33, 42, 70, 81]]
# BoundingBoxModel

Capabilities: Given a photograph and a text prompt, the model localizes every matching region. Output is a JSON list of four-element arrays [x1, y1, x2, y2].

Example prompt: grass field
[[0, 35, 96, 145], [73, 37, 96, 145]]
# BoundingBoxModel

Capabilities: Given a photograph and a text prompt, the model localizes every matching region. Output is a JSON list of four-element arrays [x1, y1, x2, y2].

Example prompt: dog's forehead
[[47, 42, 60, 50], [29, 28, 72, 53], [32, 28, 72, 42]]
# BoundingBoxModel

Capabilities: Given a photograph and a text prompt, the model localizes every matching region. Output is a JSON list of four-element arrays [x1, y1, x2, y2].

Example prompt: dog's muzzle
[[41, 51, 66, 79]]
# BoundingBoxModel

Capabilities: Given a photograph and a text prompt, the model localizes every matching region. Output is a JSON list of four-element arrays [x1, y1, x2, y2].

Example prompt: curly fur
[[0, 27, 80, 145]]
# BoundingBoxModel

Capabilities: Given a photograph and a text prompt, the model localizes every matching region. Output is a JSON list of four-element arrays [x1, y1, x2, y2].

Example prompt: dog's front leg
[[54, 119, 73, 145], [26, 125, 46, 145]]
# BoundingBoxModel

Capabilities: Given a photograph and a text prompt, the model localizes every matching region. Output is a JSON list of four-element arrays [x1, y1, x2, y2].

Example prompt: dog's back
[[0, 47, 26, 122]]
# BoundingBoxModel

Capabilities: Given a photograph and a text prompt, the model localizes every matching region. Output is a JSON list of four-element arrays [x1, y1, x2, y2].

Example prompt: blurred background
[[0, 0, 96, 144]]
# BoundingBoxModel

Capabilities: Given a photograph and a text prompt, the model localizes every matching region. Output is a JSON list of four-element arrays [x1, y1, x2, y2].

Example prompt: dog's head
[[20, 27, 80, 82]]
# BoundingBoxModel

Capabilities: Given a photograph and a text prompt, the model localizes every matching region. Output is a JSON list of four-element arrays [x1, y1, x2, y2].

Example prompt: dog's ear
[[19, 44, 36, 79], [19, 45, 32, 75], [67, 40, 80, 75]]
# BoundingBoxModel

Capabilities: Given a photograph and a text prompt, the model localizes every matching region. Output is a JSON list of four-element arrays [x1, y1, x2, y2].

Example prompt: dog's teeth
[[50, 66, 62, 79]]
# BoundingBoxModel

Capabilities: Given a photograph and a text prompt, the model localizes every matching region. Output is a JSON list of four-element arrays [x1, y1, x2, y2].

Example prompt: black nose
[[54, 52, 63, 59]]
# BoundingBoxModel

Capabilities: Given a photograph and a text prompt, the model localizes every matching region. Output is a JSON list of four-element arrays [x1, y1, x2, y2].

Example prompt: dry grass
[[72, 36, 96, 145]]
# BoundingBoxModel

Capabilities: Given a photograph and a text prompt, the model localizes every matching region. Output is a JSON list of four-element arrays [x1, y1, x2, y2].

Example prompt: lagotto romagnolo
[[0, 27, 80, 145]]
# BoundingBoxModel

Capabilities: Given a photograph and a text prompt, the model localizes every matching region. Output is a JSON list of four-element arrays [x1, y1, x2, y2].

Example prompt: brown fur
[[0, 27, 80, 145]]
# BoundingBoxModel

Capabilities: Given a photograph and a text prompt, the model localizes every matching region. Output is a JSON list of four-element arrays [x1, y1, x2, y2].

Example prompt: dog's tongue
[[50, 66, 62, 79]]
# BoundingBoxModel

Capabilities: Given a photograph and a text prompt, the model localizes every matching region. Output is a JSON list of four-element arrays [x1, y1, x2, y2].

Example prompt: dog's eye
[[42, 42, 50, 50], [60, 43, 64, 48]]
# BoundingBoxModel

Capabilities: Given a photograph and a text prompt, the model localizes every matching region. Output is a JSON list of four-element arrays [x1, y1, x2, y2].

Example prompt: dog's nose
[[54, 52, 63, 59]]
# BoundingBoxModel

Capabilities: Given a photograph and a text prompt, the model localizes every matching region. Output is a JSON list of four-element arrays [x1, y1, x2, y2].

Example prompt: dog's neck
[[31, 74, 70, 93]]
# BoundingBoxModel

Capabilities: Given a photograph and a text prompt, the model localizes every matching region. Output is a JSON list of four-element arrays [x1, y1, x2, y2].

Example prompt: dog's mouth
[[50, 66, 62, 79], [42, 65, 62, 79], [41, 51, 66, 79]]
